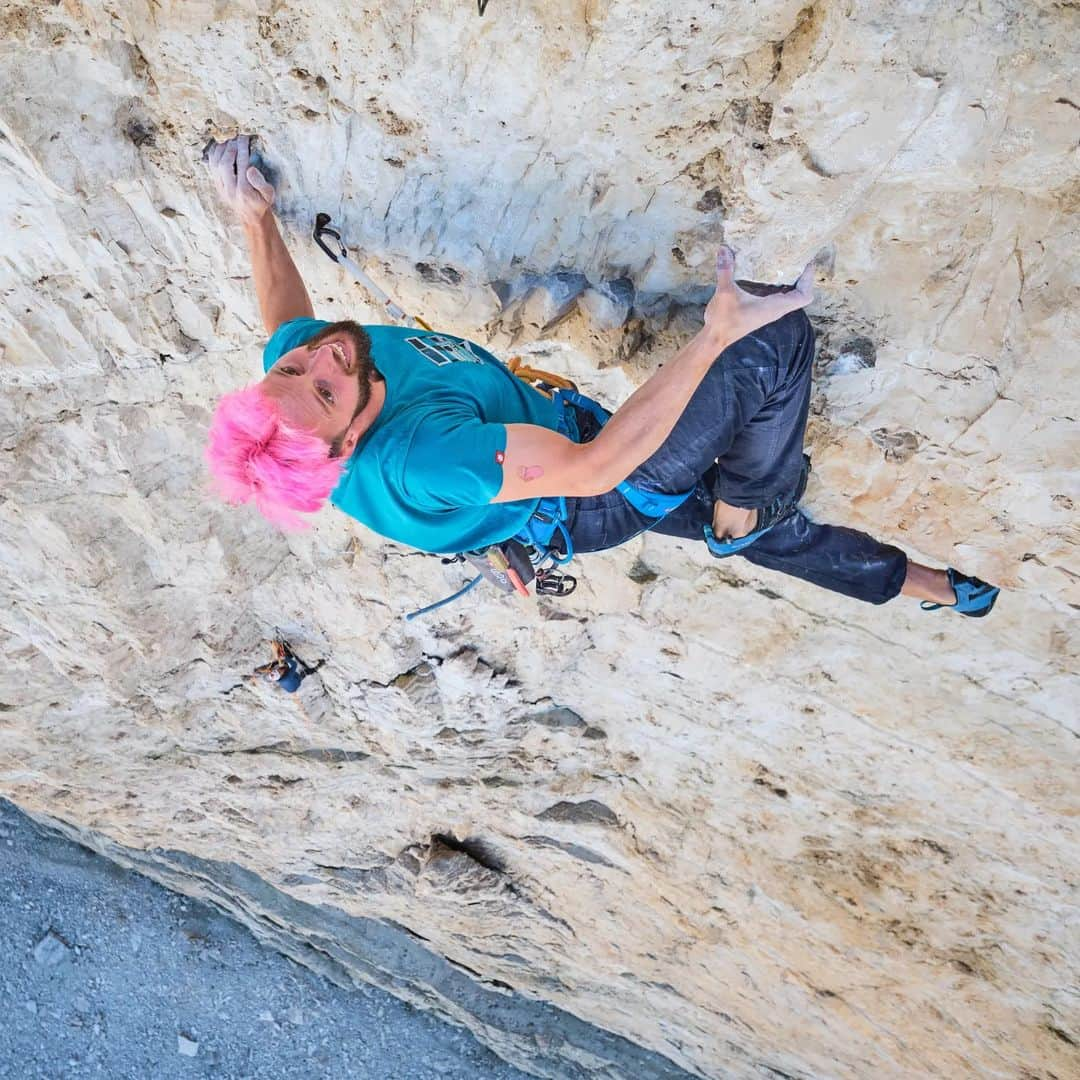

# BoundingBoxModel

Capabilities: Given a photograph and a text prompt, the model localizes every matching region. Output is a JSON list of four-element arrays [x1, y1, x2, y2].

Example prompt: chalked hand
[[206, 135, 275, 228]]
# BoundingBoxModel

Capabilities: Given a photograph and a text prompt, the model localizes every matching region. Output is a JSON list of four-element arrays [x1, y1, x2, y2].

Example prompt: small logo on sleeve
[[495, 450, 505, 465]]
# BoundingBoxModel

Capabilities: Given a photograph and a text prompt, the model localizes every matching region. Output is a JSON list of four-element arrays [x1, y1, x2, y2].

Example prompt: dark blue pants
[[562, 308, 908, 605]]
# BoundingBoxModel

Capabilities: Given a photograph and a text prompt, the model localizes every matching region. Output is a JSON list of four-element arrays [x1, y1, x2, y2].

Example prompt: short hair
[[204, 385, 345, 531]]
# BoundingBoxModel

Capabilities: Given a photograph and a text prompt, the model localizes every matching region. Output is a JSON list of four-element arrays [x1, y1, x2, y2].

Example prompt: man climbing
[[253, 637, 322, 694], [204, 136, 998, 617]]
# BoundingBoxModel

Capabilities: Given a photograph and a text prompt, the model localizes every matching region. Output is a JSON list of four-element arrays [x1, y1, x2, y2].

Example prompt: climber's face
[[261, 322, 376, 457]]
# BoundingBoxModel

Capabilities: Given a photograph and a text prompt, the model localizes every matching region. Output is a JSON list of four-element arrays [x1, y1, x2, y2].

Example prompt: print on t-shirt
[[406, 334, 485, 367]]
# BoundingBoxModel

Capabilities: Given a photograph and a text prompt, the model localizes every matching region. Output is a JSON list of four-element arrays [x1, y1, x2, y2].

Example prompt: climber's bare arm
[[491, 318, 727, 501], [242, 214, 316, 334], [207, 135, 314, 334], [491, 247, 814, 503]]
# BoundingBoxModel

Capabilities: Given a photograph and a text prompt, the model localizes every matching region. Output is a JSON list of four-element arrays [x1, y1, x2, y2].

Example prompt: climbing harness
[[313, 213, 433, 330], [507, 385, 691, 576], [404, 381, 696, 619]]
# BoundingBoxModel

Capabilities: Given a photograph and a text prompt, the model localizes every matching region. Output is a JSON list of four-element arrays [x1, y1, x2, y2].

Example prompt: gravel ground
[[0, 799, 533, 1080]]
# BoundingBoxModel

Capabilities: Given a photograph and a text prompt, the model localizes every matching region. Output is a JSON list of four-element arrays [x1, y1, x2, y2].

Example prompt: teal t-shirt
[[262, 318, 561, 552]]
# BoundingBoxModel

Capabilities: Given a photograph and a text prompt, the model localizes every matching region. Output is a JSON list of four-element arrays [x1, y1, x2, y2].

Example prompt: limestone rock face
[[1, 2, 1078, 1077]]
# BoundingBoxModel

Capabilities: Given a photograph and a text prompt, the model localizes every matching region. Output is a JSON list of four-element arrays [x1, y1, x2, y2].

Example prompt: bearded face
[[261, 321, 379, 458]]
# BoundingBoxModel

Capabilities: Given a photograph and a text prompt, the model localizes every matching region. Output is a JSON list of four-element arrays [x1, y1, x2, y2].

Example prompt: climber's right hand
[[207, 135, 275, 228], [703, 245, 815, 345]]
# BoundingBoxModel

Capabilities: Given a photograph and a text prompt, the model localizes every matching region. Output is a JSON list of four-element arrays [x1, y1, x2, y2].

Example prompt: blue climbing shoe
[[704, 458, 811, 559], [703, 522, 774, 558], [921, 568, 1000, 617]]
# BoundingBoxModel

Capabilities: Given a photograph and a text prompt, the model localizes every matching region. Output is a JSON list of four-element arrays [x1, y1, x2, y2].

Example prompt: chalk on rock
[[33, 930, 71, 967], [580, 280, 633, 331], [824, 336, 877, 377], [177, 1033, 199, 1057]]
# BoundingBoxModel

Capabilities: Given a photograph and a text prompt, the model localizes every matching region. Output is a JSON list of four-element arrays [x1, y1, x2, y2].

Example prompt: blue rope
[[403, 575, 483, 621]]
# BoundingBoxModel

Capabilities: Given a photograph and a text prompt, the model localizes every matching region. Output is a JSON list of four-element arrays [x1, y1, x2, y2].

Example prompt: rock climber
[[204, 135, 999, 617], [253, 637, 322, 694]]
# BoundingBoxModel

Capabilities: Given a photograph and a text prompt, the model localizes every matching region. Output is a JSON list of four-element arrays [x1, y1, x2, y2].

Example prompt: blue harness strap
[[515, 494, 575, 565], [702, 454, 811, 558], [615, 481, 693, 518]]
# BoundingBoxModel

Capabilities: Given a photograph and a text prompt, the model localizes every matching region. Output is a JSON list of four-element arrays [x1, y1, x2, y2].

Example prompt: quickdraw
[[313, 213, 433, 330]]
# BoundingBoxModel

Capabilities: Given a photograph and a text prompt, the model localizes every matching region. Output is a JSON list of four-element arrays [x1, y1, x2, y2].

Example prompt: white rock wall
[[1, 1, 1077, 1077]]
